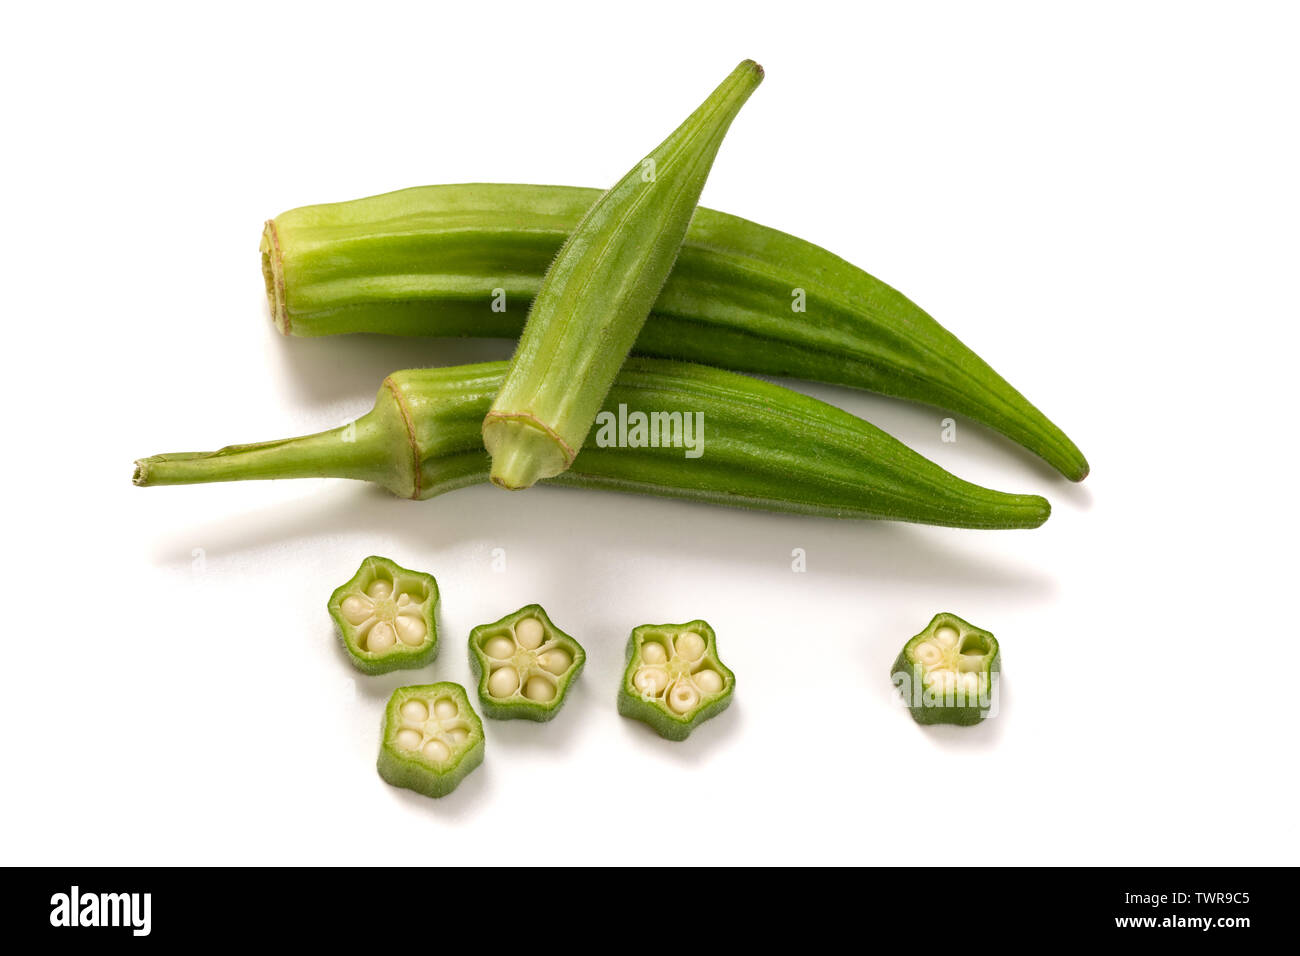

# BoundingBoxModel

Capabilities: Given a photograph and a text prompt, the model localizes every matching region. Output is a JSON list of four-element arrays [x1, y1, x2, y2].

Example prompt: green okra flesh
[[468, 605, 586, 721], [617, 621, 734, 741], [328, 556, 439, 675], [133, 358, 1051, 530], [891, 613, 1000, 726], [482, 59, 764, 490], [262, 185, 1087, 482], [378, 683, 484, 798]]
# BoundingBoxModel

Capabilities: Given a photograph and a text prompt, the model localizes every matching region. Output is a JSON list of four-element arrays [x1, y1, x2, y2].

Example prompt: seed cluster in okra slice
[[891, 613, 1000, 726], [377, 683, 484, 798], [468, 605, 586, 721], [617, 621, 734, 741], [328, 556, 439, 675]]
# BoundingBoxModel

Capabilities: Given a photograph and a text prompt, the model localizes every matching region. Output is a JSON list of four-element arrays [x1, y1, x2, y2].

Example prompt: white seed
[[484, 636, 515, 659], [641, 642, 668, 664], [694, 668, 723, 694], [396, 592, 415, 607], [675, 631, 706, 661], [524, 676, 556, 702], [340, 594, 372, 625], [934, 626, 959, 647], [915, 641, 943, 665], [667, 681, 700, 715], [395, 729, 421, 750], [515, 617, 545, 649], [488, 666, 520, 698], [367, 621, 396, 652], [447, 728, 468, 744], [433, 698, 457, 720], [633, 666, 669, 696], [366, 580, 393, 600], [538, 648, 573, 675], [422, 739, 450, 761], [395, 614, 427, 645], [400, 699, 429, 724]]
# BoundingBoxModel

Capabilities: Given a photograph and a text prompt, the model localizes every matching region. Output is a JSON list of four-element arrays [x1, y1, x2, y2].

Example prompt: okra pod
[[482, 60, 764, 489], [328, 556, 439, 675], [891, 613, 1000, 726], [378, 683, 484, 798], [468, 605, 586, 721], [617, 621, 734, 741], [133, 359, 1051, 530], [262, 185, 1088, 482]]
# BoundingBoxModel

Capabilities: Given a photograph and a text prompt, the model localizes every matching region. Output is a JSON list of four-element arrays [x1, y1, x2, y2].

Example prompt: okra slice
[[328, 556, 439, 675], [617, 621, 734, 741], [468, 605, 585, 721], [377, 683, 484, 798], [891, 613, 1000, 726]]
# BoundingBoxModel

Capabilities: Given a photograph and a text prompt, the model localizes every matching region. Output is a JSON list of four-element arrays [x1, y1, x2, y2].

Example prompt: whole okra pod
[[262, 184, 1088, 482], [133, 358, 1051, 530], [482, 60, 764, 490]]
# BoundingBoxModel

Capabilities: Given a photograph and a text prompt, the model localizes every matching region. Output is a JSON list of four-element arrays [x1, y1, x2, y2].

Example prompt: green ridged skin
[[327, 556, 439, 675], [617, 621, 734, 741], [133, 358, 1051, 530], [482, 60, 764, 490], [467, 604, 586, 721], [377, 683, 484, 798], [261, 188, 1087, 483], [891, 613, 1000, 726]]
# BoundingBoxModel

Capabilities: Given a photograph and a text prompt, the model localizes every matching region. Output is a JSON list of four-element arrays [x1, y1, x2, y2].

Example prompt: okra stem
[[482, 60, 764, 490], [134, 359, 1051, 530]]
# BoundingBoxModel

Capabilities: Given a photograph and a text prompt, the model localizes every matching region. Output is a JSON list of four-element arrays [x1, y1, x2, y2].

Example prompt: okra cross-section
[[328, 556, 439, 675], [891, 613, 1000, 726], [617, 621, 734, 740], [468, 605, 586, 721], [377, 683, 484, 798]]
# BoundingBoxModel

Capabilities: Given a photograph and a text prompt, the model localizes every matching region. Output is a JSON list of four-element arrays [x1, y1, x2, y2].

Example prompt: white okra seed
[[395, 614, 427, 645], [538, 648, 572, 675], [524, 676, 556, 702], [422, 739, 450, 761], [633, 666, 669, 696], [915, 641, 942, 665], [340, 594, 372, 625], [400, 700, 429, 724], [433, 698, 457, 720], [667, 681, 700, 715], [934, 626, 959, 647], [640, 642, 667, 664], [694, 668, 723, 694], [367, 622, 396, 652], [447, 728, 468, 744], [395, 729, 421, 750], [366, 580, 393, 601], [488, 666, 520, 698], [484, 636, 515, 659], [675, 631, 706, 661], [515, 617, 545, 649]]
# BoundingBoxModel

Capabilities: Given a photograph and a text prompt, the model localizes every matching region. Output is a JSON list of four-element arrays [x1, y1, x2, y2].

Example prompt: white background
[[2, 1, 1296, 866]]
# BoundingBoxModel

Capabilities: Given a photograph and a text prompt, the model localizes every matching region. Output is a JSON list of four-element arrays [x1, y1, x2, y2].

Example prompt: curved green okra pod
[[891, 613, 1000, 726], [617, 621, 734, 741], [328, 556, 439, 674], [262, 185, 1087, 481], [482, 60, 764, 490], [377, 683, 484, 798], [468, 604, 585, 721], [133, 358, 1051, 530]]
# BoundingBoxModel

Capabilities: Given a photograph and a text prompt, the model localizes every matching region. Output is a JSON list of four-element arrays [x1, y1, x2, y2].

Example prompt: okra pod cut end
[[891, 613, 1000, 726], [468, 604, 586, 721], [482, 414, 574, 490], [378, 683, 485, 798], [259, 219, 290, 334], [617, 621, 734, 741], [329, 556, 439, 675]]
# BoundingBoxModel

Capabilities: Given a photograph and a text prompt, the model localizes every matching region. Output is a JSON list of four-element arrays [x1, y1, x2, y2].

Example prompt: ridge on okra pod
[[132, 358, 1052, 531], [482, 59, 764, 490], [260, 191, 1088, 482]]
